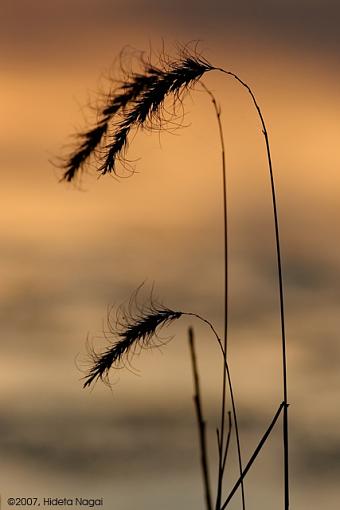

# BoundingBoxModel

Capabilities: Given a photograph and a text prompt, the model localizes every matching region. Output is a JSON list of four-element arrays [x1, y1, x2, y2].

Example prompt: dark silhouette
[[61, 46, 289, 510]]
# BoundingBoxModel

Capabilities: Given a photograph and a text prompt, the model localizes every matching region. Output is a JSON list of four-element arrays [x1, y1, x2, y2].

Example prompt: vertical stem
[[217, 68, 289, 510], [188, 327, 213, 510], [222, 411, 232, 473], [184, 311, 245, 510], [201, 83, 246, 510]]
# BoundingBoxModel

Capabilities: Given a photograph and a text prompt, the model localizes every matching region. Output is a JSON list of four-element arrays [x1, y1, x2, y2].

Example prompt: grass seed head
[[84, 292, 182, 388], [61, 47, 213, 182]]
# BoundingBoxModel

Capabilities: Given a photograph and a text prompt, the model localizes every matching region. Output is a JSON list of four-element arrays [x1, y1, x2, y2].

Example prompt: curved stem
[[200, 82, 245, 510], [216, 68, 289, 510], [183, 312, 245, 509]]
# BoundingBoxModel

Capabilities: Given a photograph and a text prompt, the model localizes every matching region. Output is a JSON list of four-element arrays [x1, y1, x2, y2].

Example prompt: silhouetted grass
[[62, 69, 164, 182], [61, 45, 289, 510], [61, 48, 212, 182], [188, 326, 213, 510], [84, 300, 182, 387], [84, 288, 284, 510]]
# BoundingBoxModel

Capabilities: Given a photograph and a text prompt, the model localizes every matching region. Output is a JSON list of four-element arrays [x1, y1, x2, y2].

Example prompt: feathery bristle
[[61, 66, 163, 182], [84, 300, 182, 388], [62, 120, 109, 182], [101, 55, 213, 175], [61, 48, 214, 181]]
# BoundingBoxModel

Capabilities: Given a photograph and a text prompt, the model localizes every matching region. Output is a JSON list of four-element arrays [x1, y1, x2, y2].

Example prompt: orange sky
[[1, 2, 340, 509]]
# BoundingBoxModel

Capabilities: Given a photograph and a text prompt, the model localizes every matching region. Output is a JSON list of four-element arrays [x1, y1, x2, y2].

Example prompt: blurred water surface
[[1, 1, 340, 508]]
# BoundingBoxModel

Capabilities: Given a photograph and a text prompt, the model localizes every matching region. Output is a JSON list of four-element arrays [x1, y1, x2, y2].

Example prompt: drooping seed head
[[84, 296, 182, 388], [60, 47, 214, 181]]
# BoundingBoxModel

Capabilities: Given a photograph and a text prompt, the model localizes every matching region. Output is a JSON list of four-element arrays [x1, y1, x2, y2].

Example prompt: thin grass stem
[[216, 68, 289, 510], [200, 82, 246, 510], [221, 402, 284, 509], [221, 411, 232, 473], [188, 326, 213, 510], [183, 312, 245, 509]]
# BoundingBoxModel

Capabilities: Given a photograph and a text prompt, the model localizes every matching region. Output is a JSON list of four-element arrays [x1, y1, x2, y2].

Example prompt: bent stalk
[[216, 68, 289, 510], [200, 82, 246, 510]]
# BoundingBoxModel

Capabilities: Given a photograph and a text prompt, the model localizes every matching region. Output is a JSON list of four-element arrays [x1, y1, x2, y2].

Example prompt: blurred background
[[1, 1, 340, 508]]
